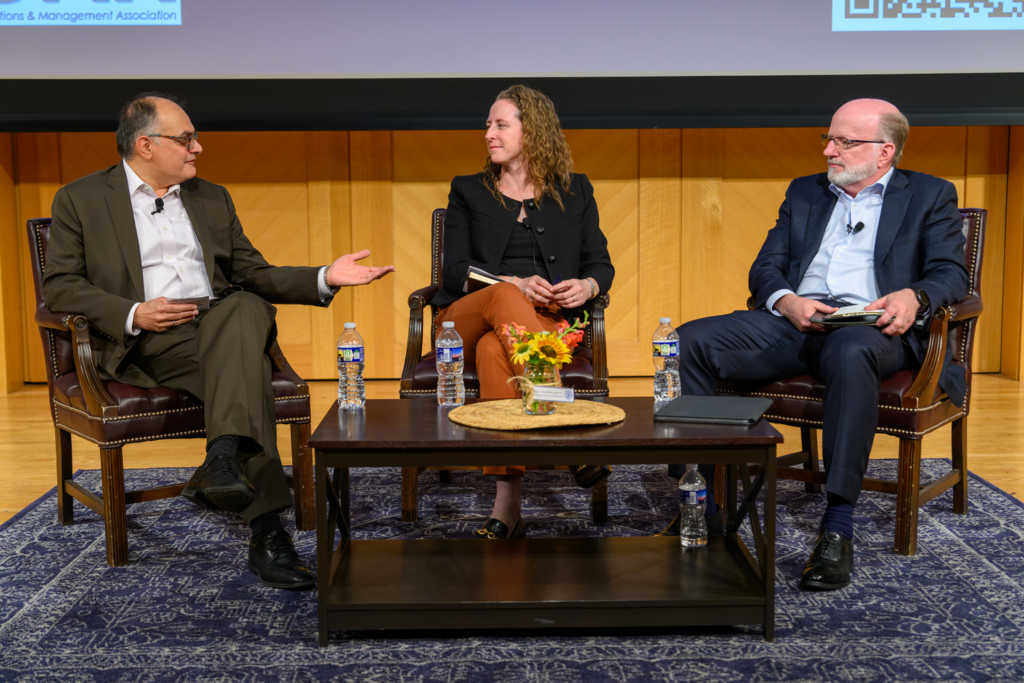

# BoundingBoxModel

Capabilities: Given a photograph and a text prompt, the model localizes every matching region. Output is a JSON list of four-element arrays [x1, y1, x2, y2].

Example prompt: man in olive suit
[[43, 93, 393, 589]]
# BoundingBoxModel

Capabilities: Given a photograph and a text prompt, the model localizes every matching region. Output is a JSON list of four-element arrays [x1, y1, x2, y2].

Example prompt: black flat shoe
[[799, 530, 854, 591], [568, 465, 612, 489], [248, 529, 316, 590], [473, 517, 527, 540], [181, 453, 256, 513]]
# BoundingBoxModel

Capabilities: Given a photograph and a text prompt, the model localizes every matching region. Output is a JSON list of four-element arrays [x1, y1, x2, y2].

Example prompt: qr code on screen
[[845, 0, 1024, 19]]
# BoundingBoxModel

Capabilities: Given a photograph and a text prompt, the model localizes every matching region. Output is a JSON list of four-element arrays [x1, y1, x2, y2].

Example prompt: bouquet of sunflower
[[500, 313, 590, 414], [500, 311, 590, 369]]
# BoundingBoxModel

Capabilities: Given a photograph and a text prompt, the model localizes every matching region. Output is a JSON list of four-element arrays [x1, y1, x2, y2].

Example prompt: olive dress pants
[[435, 282, 563, 476], [118, 291, 293, 524]]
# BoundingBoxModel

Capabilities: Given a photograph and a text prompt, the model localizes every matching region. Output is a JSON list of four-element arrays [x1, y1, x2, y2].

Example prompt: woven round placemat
[[447, 399, 626, 431]]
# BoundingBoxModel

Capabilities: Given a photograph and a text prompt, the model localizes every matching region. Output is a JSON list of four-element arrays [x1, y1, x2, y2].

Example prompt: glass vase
[[522, 364, 561, 416]]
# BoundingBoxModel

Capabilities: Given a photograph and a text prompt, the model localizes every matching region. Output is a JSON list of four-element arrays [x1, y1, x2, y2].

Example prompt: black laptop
[[654, 395, 773, 426]]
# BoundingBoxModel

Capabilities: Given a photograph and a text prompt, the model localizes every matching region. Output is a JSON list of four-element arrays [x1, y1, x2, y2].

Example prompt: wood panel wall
[[1004, 126, 1024, 380], [0, 126, 1017, 388]]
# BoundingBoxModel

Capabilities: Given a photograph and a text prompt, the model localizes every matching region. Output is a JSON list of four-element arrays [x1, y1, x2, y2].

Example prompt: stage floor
[[1, 375, 1022, 525]]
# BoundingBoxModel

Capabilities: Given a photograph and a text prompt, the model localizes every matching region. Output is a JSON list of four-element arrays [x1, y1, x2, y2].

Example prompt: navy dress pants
[[667, 308, 910, 505]]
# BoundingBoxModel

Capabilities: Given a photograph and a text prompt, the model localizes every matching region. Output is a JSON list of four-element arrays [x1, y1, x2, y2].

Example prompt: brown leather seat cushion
[[718, 370, 962, 438], [53, 372, 309, 447]]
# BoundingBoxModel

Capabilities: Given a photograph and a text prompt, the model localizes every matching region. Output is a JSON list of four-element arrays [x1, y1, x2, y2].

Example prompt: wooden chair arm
[[69, 315, 118, 419], [409, 284, 440, 308], [904, 307, 950, 407], [401, 284, 440, 392], [589, 293, 610, 391], [35, 309, 74, 331], [268, 341, 309, 396], [948, 294, 983, 322]]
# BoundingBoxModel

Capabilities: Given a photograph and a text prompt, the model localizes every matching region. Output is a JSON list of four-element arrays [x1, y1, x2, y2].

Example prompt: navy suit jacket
[[748, 168, 970, 406]]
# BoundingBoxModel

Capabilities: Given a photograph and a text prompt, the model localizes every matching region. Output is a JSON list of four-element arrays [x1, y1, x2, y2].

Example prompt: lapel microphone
[[846, 221, 864, 235], [151, 197, 164, 215]]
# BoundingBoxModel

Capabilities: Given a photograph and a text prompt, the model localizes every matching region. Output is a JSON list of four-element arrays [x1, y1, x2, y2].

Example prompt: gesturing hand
[[133, 297, 199, 333], [774, 294, 837, 333], [516, 275, 555, 305], [551, 278, 590, 308], [326, 249, 395, 287], [867, 289, 920, 337]]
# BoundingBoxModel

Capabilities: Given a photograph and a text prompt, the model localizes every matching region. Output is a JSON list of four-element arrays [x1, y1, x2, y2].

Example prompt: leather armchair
[[28, 218, 315, 567], [717, 208, 986, 556], [397, 209, 611, 523]]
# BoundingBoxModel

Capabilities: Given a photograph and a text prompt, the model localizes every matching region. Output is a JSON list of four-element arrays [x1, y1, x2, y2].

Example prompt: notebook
[[809, 304, 885, 326], [654, 395, 773, 426], [463, 266, 502, 293]]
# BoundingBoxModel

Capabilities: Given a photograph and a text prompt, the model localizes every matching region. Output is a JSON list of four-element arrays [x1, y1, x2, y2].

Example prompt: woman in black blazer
[[431, 85, 615, 539]]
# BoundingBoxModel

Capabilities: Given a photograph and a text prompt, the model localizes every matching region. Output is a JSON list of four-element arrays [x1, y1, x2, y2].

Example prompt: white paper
[[532, 386, 575, 403], [831, 304, 885, 317]]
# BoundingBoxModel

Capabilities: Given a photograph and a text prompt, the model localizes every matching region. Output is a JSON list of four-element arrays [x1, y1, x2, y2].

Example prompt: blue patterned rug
[[1, 461, 1022, 682]]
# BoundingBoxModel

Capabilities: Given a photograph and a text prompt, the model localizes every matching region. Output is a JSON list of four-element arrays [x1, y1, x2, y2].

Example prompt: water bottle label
[[436, 346, 463, 363], [653, 341, 679, 358], [680, 488, 706, 506], [337, 346, 364, 362]]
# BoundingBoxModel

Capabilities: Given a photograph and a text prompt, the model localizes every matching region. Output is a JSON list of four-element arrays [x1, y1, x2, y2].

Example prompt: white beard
[[827, 154, 878, 187]]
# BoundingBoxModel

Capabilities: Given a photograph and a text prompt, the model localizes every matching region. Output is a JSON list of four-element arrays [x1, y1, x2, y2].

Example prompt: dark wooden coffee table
[[309, 397, 782, 646]]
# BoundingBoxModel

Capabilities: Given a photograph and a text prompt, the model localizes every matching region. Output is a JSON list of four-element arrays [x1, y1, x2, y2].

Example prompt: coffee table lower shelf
[[322, 535, 768, 633]]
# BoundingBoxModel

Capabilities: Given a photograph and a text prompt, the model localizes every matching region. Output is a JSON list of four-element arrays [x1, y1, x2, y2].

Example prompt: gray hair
[[877, 110, 910, 168], [116, 92, 186, 160]]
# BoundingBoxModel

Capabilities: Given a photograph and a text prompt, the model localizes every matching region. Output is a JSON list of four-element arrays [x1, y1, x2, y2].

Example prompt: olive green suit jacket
[[42, 162, 326, 385]]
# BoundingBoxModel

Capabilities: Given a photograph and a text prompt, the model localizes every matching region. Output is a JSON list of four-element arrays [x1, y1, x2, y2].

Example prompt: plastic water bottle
[[337, 322, 365, 409], [679, 464, 708, 548], [436, 321, 465, 406], [653, 317, 681, 402]]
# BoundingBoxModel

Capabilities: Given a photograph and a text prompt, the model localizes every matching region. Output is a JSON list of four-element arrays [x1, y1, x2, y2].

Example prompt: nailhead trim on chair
[[55, 411, 311, 448], [56, 401, 203, 422], [53, 389, 306, 423], [55, 420, 207, 448], [718, 388, 950, 414], [763, 409, 964, 438]]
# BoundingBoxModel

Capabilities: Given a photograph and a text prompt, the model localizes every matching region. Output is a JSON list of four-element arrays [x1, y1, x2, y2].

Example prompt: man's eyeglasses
[[821, 134, 885, 151], [147, 132, 199, 151]]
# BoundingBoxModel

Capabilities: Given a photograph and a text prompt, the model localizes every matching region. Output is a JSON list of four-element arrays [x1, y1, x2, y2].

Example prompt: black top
[[499, 221, 546, 280], [431, 173, 615, 309]]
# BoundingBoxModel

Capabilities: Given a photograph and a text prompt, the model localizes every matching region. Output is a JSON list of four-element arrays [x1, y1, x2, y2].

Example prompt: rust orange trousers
[[435, 282, 563, 476]]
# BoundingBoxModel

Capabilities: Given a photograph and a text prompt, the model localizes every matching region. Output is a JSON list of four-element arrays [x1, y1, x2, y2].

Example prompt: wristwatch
[[323, 266, 339, 295], [909, 286, 930, 313], [586, 278, 598, 300]]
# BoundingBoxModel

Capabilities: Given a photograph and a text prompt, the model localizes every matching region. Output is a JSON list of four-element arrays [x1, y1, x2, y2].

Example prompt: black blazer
[[748, 168, 970, 405], [431, 173, 615, 309]]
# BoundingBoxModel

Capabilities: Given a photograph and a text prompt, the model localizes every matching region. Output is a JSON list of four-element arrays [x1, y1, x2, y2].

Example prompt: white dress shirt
[[767, 167, 894, 314], [123, 161, 334, 335]]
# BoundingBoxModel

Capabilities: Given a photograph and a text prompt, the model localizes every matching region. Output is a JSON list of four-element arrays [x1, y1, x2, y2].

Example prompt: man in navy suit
[[670, 99, 969, 590]]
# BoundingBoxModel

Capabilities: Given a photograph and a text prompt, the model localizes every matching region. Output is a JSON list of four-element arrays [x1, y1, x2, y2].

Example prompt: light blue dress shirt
[[767, 167, 894, 314]]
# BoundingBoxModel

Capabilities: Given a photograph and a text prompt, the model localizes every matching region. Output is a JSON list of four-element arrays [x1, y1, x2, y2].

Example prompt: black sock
[[820, 492, 854, 539], [205, 435, 240, 464], [251, 512, 284, 539]]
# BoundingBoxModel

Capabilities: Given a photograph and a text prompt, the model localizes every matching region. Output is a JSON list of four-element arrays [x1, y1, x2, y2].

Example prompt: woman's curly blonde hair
[[483, 84, 574, 211]]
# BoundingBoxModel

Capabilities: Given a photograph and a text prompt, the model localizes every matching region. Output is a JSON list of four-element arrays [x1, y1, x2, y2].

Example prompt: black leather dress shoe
[[568, 465, 612, 489], [473, 517, 527, 540], [248, 529, 316, 590], [181, 453, 256, 513], [799, 530, 854, 591]]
